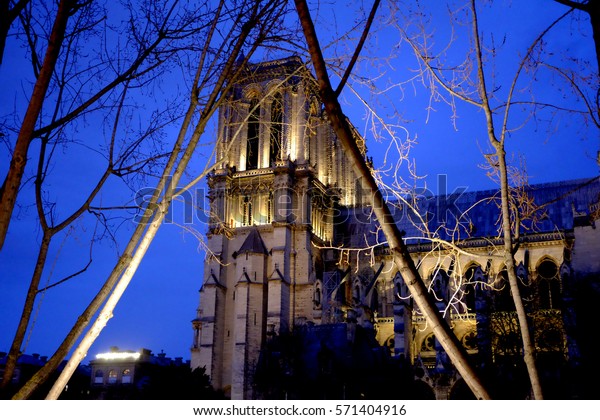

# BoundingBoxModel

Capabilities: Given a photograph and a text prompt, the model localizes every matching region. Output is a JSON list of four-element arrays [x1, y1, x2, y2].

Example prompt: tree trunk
[[294, 0, 490, 400], [0, 230, 51, 389], [468, 0, 544, 399], [44, 183, 175, 399], [0, 0, 72, 250], [495, 146, 544, 400], [1, 124, 112, 392]]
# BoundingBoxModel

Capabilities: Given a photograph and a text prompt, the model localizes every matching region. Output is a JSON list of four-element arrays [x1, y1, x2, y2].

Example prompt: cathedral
[[190, 56, 600, 399]]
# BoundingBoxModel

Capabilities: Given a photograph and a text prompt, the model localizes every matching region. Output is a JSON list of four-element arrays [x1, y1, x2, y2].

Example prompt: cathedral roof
[[404, 176, 599, 241], [342, 177, 600, 247], [238, 55, 308, 85], [236, 228, 268, 255]]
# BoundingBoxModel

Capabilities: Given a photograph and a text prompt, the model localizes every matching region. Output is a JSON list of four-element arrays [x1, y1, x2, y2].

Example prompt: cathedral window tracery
[[246, 99, 260, 170], [536, 259, 561, 310], [270, 92, 283, 166]]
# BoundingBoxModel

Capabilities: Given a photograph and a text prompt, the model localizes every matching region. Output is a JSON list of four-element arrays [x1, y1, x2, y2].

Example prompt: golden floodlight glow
[[96, 351, 141, 361]]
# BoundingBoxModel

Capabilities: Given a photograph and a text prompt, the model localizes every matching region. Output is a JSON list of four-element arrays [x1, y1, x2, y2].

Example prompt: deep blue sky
[[1, 0, 598, 367]]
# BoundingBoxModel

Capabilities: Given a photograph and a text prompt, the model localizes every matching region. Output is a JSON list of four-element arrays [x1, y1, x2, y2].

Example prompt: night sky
[[1, 0, 598, 368]]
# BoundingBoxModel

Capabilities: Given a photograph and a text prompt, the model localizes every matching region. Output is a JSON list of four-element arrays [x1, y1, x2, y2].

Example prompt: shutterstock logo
[[132, 174, 469, 227], [403, 174, 468, 224], [351, 174, 469, 225], [133, 176, 209, 225]]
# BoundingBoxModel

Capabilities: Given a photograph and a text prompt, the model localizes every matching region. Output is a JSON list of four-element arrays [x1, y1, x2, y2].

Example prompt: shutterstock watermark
[[133, 177, 209, 225], [377, 174, 469, 225], [132, 174, 469, 227]]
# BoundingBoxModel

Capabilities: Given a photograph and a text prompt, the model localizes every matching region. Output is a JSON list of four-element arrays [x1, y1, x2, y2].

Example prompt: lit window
[[122, 369, 132, 384], [94, 370, 104, 384], [108, 369, 117, 384]]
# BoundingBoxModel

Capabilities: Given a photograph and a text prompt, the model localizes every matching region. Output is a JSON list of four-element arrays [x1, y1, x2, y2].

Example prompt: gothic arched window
[[314, 285, 322, 308], [370, 287, 379, 312], [270, 92, 283, 166], [393, 272, 405, 303], [537, 259, 561, 309], [246, 99, 259, 170], [495, 269, 513, 312], [431, 268, 448, 303], [462, 266, 478, 313]]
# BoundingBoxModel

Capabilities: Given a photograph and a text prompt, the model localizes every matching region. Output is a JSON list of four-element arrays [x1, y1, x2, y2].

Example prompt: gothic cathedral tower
[[190, 57, 362, 399]]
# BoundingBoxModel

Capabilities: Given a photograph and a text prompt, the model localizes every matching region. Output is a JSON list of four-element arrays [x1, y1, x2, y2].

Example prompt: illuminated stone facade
[[191, 56, 600, 399], [190, 57, 364, 399]]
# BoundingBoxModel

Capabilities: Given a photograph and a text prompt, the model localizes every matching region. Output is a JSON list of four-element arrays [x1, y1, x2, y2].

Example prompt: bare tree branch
[[334, 0, 380, 97], [0, 0, 30, 64], [294, 0, 491, 400], [0, 0, 76, 250]]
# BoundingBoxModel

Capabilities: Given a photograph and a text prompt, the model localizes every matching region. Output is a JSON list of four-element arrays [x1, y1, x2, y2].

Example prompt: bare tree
[[0, 0, 204, 250], [0, 0, 218, 393], [552, 1, 600, 128], [470, 0, 544, 398], [293, 0, 598, 400], [0, 0, 78, 250], [294, 0, 491, 400], [0, 82, 178, 392], [377, 0, 599, 399], [7, 0, 290, 400]]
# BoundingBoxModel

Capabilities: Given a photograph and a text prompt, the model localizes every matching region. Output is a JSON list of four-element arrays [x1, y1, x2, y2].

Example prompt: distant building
[[89, 347, 190, 399], [0, 351, 91, 399], [0, 351, 48, 388], [191, 56, 600, 399]]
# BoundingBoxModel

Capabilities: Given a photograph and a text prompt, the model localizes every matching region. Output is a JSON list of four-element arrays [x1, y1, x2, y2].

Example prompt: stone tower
[[190, 56, 361, 399]]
